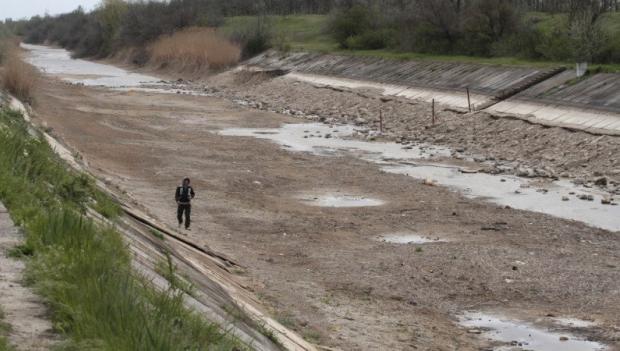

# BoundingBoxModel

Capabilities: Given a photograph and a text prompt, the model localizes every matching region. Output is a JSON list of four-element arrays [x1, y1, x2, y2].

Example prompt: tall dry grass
[[1, 46, 38, 104], [149, 27, 241, 73]]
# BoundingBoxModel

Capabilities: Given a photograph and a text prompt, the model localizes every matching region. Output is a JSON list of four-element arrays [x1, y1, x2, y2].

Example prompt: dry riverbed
[[22, 44, 620, 351], [173, 69, 620, 198]]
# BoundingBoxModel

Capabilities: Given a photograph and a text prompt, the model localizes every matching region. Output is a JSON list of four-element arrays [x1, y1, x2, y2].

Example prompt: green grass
[[0, 308, 14, 351], [0, 108, 242, 350], [221, 14, 620, 72], [221, 15, 335, 52]]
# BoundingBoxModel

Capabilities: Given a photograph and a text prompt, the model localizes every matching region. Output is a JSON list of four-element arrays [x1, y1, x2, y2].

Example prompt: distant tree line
[[9, 0, 620, 64], [328, 0, 620, 63]]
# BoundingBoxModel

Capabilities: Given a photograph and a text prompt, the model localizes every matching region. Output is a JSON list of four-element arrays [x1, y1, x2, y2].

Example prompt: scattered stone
[[562, 196, 570, 201], [594, 177, 608, 186], [559, 336, 569, 341], [577, 194, 594, 201]]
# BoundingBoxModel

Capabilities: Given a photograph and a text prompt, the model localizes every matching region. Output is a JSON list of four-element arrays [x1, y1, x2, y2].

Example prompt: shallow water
[[297, 193, 385, 207], [220, 123, 620, 232], [219, 123, 451, 160], [460, 312, 605, 351], [377, 233, 444, 244], [22, 44, 161, 88]]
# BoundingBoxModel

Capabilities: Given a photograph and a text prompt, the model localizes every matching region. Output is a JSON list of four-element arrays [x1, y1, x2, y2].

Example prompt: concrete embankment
[[245, 51, 620, 134], [489, 71, 620, 134]]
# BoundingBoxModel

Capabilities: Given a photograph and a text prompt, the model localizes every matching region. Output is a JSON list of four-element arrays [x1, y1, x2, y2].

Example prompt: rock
[[559, 336, 569, 341], [594, 177, 608, 186], [562, 196, 570, 201], [601, 197, 612, 205], [324, 133, 332, 139], [423, 178, 436, 186], [354, 117, 367, 125], [517, 167, 535, 177], [467, 329, 482, 334]]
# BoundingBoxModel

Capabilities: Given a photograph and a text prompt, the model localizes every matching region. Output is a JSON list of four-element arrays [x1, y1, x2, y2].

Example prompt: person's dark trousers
[[177, 204, 191, 229]]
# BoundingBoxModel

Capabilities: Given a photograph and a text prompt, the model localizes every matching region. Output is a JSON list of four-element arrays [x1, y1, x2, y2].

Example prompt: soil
[[29, 72, 620, 351], [180, 70, 620, 196], [0, 203, 58, 350]]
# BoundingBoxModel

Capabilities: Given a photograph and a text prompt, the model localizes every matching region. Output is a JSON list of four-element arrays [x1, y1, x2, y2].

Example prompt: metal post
[[432, 99, 436, 126], [467, 88, 472, 113]]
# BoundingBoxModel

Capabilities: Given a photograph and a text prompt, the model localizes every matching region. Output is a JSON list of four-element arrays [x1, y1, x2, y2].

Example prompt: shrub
[[229, 16, 273, 59], [327, 5, 373, 49], [149, 27, 241, 71], [1, 50, 38, 104], [344, 29, 395, 50]]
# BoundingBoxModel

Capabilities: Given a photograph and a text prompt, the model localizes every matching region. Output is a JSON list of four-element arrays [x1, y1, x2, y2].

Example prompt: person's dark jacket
[[175, 185, 195, 205]]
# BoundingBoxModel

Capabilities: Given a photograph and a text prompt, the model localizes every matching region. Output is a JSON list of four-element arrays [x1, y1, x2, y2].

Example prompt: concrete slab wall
[[515, 72, 620, 113], [247, 51, 558, 97]]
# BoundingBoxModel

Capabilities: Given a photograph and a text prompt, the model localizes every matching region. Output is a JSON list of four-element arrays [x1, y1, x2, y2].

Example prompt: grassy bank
[[0, 308, 12, 351], [0, 107, 241, 350], [221, 14, 620, 72]]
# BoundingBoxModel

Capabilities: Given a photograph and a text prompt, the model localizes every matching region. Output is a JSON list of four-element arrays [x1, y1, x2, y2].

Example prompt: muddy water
[[377, 233, 445, 244], [219, 123, 620, 232], [297, 193, 385, 207], [22, 44, 161, 87], [459, 312, 605, 351]]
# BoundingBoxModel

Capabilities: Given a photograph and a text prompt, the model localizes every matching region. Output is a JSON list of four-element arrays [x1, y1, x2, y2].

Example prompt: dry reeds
[[1, 46, 38, 103], [149, 27, 241, 73]]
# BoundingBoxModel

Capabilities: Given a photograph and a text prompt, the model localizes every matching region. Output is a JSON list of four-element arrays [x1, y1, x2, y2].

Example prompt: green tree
[[96, 0, 127, 56]]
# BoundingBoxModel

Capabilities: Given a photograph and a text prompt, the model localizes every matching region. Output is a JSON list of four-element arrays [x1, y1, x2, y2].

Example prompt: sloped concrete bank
[[489, 71, 620, 134], [245, 51, 620, 134], [245, 51, 559, 100]]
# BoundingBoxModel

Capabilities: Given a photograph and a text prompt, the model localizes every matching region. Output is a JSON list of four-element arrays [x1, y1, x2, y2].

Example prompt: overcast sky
[[3, 0, 101, 20]]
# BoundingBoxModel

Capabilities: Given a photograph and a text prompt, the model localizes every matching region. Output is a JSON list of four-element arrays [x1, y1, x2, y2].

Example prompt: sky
[[2, 0, 101, 21]]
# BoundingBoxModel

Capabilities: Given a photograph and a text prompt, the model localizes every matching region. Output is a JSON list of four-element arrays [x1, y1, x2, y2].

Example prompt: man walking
[[175, 177, 195, 231]]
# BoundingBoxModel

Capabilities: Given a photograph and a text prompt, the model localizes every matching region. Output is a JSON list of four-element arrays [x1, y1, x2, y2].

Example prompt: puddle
[[383, 164, 619, 232], [219, 123, 451, 160], [22, 44, 161, 88], [460, 312, 605, 351], [220, 123, 620, 232], [297, 194, 384, 207], [377, 233, 445, 244]]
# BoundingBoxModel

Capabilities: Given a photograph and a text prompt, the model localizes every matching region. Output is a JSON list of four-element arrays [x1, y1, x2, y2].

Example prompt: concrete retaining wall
[[246, 51, 559, 97]]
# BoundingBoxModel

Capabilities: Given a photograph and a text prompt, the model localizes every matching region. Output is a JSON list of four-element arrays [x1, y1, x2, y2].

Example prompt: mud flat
[[220, 123, 620, 231]]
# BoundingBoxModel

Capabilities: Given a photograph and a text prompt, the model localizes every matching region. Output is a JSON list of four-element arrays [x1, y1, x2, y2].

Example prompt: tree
[[97, 0, 127, 56], [567, 0, 608, 62]]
